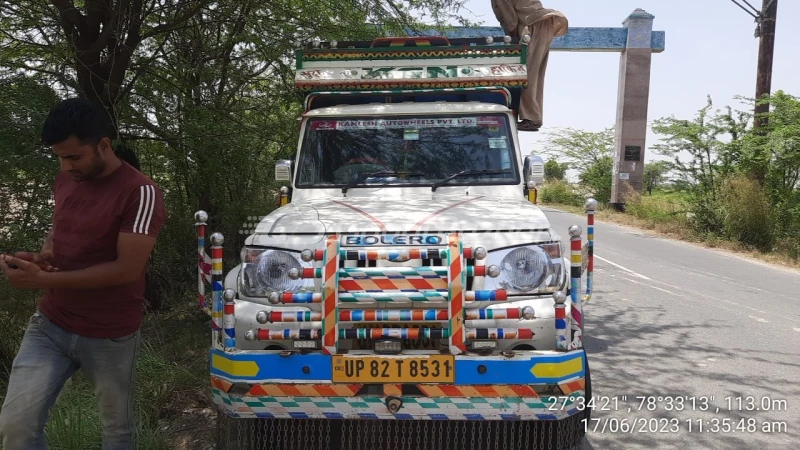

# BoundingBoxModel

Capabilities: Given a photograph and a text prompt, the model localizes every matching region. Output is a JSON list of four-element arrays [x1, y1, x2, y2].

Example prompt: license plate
[[332, 355, 455, 383], [352, 323, 441, 351]]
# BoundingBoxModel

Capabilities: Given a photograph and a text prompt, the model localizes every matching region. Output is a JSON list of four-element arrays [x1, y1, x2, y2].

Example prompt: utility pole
[[730, 0, 778, 183], [753, 0, 778, 130]]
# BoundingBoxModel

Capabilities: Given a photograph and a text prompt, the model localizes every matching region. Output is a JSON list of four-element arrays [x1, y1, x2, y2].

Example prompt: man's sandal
[[517, 120, 540, 132]]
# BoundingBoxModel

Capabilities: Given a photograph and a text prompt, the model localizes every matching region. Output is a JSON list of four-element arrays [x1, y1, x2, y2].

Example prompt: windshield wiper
[[430, 169, 512, 192], [341, 170, 423, 194]]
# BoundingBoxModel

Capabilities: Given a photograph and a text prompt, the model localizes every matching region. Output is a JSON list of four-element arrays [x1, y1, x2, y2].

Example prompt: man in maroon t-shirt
[[0, 98, 166, 450]]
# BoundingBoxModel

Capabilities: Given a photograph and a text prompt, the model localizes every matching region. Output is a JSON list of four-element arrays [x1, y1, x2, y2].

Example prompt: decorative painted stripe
[[448, 233, 466, 354], [280, 292, 322, 304], [211, 242, 224, 335], [558, 378, 586, 396], [250, 329, 321, 340], [268, 311, 322, 323], [411, 197, 485, 232], [212, 389, 585, 421], [210, 349, 332, 381], [466, 290, 507, 301], [466, 328, 533, 340], [417, 385, 539, 398], [569, 231, 583, 347], [246, 383, 362, 397], [339, 327, 449, 340], [339, 309, 449, 322], [339, 276, 447, 292], [295, 79, 528, 93], [339, 291, 447, 302], [211, 376, 233, 393], [330, 200, 388, 232], [555, 303, 568, 351], [301, 47, 524, 62], [322, 236, 339, 354], [456, 351, 585, 385], [383, 385, 402, 397], [209, 349, 586, 384], [465, 308, 520, 320], [584, 206, 595, 304], [196, 220, 207, 311], [223, 295, 236, 351]]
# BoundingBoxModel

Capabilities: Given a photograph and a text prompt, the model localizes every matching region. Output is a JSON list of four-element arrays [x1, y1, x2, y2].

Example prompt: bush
[[624, 191, 683, 222], [539, 180, 584, 207], [718, 174, 776, 251]]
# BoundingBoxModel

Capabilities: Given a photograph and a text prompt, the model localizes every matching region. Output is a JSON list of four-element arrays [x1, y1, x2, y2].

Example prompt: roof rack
[[302, 35, 521, 50], [295, 35, 528, 111]]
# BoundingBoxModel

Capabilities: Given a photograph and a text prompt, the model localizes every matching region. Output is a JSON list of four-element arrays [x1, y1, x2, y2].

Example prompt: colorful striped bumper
[[210, 349, 587, 420], [212, 388, 585, 420]]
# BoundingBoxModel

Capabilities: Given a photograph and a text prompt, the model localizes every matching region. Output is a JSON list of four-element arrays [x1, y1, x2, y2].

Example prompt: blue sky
[[452, 1, 799, 170]]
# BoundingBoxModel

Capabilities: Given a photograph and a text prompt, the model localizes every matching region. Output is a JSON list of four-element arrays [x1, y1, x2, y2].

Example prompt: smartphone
[[0, 251, 50, 270]]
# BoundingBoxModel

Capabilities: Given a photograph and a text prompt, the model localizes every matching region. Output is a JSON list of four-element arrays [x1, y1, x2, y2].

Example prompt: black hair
[[41, 97, 113, 146], [114, 142, 142, 172]]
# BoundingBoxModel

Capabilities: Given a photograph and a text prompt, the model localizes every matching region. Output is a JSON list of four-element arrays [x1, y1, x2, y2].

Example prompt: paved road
[[542, 207, 800, 450]]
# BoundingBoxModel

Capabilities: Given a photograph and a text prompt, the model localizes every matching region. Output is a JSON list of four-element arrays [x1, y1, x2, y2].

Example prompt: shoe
[[517, 120, 540, 132]]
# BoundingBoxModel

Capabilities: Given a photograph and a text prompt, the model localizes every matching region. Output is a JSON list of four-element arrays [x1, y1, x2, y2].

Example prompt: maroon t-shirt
[[39, 161, 167, 338]]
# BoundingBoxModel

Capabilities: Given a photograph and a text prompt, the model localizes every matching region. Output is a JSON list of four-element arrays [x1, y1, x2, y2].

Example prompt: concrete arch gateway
[[431, 8, 666, 208]]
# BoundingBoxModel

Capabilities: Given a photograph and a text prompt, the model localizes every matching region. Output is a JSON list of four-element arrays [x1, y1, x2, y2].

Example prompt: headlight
[[483, 243, 563, 295], [500, 246, 552, 290], [239, 247, 313, 297]]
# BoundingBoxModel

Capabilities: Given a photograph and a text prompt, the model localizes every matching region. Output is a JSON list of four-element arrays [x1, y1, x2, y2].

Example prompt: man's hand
[[13, 251, 58, 272], [0, 255, 46, 289]]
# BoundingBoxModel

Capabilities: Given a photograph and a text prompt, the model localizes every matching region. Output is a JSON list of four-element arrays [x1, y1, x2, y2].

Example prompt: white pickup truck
[[198, 35, 596, 450]]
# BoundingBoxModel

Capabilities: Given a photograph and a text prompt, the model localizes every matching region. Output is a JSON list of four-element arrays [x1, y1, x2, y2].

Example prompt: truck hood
[[255, 194, 551, 235]]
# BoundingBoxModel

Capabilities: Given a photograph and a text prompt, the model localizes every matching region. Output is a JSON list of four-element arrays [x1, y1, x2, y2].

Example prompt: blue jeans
[[0, 310, 140, 450]]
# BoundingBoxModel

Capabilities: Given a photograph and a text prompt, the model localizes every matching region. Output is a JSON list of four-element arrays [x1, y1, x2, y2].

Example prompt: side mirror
[[275, 159, 293, 182], [275, 160, 294, 206], [523, 155, 545, 204], [523, 154, 545, 187]]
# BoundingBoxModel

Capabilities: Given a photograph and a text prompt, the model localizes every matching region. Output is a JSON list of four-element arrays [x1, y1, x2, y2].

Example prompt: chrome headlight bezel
[[483, 242, 564, 295], [238, 247, 315, 297]]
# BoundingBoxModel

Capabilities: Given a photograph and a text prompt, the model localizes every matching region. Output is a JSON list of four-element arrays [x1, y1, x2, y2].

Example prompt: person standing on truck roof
[[0, 97, 167, 450], [491, 0, 569, 132]]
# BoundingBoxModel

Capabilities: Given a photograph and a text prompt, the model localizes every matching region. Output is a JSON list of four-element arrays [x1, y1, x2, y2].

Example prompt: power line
[[730, 0, 759, 19]]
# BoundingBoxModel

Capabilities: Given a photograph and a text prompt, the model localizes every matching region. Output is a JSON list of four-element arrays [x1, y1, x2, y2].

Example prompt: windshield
[[295, 114, 519, 188]]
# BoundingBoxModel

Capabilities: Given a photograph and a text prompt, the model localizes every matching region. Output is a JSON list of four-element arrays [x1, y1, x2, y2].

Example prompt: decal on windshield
[[488, 137, 508, 149], [477, 116, 502, 126], [312, 117, 478, 131], [403, 129, 420, 141]]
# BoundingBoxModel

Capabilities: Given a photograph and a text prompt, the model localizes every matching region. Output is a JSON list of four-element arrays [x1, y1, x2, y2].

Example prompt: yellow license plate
[[332, 355, 455, 383]]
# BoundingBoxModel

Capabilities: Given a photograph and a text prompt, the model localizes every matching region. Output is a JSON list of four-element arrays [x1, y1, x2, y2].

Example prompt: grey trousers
[[0, 310, 141, 450]]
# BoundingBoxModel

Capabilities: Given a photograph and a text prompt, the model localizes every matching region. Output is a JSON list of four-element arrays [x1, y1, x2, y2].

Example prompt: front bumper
[[210, 348, 587, 421]]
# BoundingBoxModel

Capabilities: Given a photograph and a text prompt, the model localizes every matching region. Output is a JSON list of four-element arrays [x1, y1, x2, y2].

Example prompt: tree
[[651, 96, 749, 232], [544, 159, 568, 181], [0, 0, 478, 300], [0, 0, 476, 137], [1, 0, 216, 136], [578, 156, 613, 204], [642, 160, 671, 195], [542, 127, 614, 175]]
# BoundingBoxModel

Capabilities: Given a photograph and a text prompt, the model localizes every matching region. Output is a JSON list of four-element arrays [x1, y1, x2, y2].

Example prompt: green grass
[[0, 289, 214, 450], [538, 183, 800, 269]]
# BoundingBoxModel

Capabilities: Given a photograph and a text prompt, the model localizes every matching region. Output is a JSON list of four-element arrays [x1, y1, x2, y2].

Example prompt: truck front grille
[[246, 234, 537, 354]]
